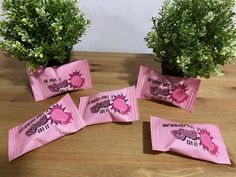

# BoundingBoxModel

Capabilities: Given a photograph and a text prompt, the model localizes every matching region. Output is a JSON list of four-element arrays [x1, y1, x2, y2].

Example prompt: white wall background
[[77, 0, 236, 53], [1, 0, 236, 53], [75, 0, 163, 53]]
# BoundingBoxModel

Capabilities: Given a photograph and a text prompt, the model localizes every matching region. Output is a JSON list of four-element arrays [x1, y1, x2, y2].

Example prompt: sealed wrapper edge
[[28, 70, 44, 101], [8, 127, 15, 161], [136, 66, 146, 99], [78, 96, 89, 121], [150, 117, 157, 151], [83, 60, 92, 90], [184, 79, 201, 112], [129, 86, 139, 122], [63, 94, 86, 132]]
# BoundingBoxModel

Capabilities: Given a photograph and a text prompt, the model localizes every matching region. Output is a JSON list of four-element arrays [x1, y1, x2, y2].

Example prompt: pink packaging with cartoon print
[[8, 94, 86, 161], [136, 66, 201, 112], [78, 86, 139, 125], [150, 116, 231, 165], [28, 60, 92, 101]]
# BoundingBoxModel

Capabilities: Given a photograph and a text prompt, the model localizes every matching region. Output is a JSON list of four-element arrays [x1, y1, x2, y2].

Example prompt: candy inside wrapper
[[150, 116, 231, 165], [78, 86, 139, 125], [8, 94, 86, 161], [28, 60, 92, 101], [136, 66, 201, 112]]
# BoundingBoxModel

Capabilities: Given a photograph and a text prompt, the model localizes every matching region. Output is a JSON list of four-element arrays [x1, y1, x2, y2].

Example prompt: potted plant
[[0, 0, 92, 101], [0, 0, 90, 70], [145, 0, 236, 78]]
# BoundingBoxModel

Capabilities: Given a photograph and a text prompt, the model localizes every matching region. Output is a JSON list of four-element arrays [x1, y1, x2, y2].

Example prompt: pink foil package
[[78, 86, 139, 125], [150, 116, 231, 165], [28, 60, 92, 101], [136, 66, 201, 112], [8, 94, 86, 161]]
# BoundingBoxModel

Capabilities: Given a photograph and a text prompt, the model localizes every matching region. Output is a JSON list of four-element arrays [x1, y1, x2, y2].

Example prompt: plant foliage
[[145, 0, 236, 78], [0, 0, 90, 69]]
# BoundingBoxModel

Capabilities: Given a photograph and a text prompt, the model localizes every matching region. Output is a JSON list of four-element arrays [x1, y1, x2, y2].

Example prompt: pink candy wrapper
[[150, 116, 231, 165], [136, 66, 201, 112], [8, 94, 86, 161], [28, 60, 92, 101], [78, 86, 139, 125]]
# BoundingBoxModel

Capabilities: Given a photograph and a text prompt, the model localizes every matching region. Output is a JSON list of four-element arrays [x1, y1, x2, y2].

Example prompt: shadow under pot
[[161, 62, 184, 77], [46, 47, 72, 67]]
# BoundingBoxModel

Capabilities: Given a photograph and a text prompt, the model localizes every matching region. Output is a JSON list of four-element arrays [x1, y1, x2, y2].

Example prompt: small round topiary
[[0, 0, 90, 70], [145, 0, 236, 78]]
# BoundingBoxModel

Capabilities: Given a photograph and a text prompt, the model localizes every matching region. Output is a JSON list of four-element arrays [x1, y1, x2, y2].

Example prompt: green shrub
[[0, 0, 90, 70], [145, 0, 236, 78]]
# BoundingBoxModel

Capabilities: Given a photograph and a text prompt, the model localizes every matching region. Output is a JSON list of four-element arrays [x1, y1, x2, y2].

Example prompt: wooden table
[[0, 51, 235, 177]]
